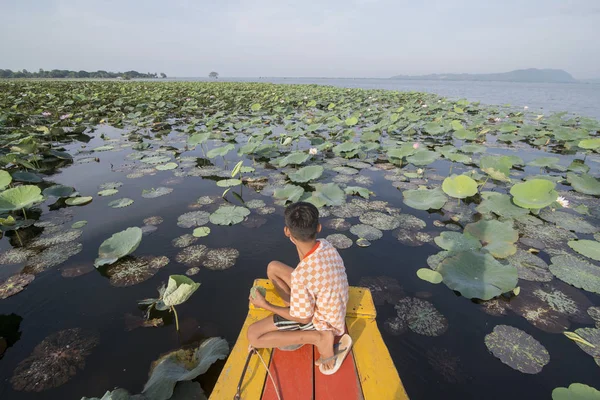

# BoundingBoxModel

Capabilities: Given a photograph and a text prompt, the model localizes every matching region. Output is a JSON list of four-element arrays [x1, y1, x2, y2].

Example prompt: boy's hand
[[249, 291, 269, 309]]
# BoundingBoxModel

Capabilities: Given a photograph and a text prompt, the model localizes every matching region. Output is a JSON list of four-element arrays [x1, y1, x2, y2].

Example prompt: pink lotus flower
[[41, 112, 51, 117], [60, 113, 71, 120], [413, 143, 420, 149], [185, 97, 191, 101]]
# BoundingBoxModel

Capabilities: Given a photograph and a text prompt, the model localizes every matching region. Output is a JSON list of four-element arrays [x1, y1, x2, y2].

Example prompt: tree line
[[0, 69, 167, 79]]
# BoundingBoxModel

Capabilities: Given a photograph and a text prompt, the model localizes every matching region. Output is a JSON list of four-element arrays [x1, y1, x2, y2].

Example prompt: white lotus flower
[[367, 108, 371, 111], [280, 99, 284, 103], [309, 148, 318, 155], [556, 196, 569, 208], [494, 117, 502, 122], [417, 168, 424, 174], [524, 106, 529, 110]]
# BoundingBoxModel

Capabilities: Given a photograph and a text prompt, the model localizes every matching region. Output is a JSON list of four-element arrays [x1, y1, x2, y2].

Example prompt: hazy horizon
[[1, 0, 599, 79]]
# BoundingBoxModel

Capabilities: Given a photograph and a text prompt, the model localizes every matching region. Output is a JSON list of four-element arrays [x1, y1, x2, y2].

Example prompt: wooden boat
[[210, 279, 409, 400]]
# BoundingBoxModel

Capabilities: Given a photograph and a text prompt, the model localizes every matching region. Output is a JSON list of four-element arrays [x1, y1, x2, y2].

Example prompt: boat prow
[[209, 279, 409, 400]]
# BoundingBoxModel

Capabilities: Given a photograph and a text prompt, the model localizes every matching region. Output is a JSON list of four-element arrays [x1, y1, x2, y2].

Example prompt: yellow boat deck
[[209, 279, 409, 400]]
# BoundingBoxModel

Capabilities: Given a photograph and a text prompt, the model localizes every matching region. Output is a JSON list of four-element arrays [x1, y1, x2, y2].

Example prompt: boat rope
[[234, 346, 282, 400]]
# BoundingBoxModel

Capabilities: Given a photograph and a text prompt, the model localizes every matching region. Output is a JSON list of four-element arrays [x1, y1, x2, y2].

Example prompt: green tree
[[209, 71, 219, 79]]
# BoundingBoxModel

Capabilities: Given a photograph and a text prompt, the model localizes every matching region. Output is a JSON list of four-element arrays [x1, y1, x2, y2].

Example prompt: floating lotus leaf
[[141, 225, 158, 235], [434, 231, 481, 252], [358, 276, 405, 305], [359, 211, 400, 230], [94, 227, 143, 267], [105, 256, 169, 287], [394, 297, 448, 336], [245, 199, 266, 209], [144, 216, 164, 226], [589, 307, 600, 327], [108, 198, 133, 208], [539, 210, 598, 234], [0, 170, 12, 189], [322, 218, 351, 231], [387, 143, 416, 160], [141, 155, 171, 165], [216, 179, 242, 188], [279, 152, 309, 167], [476, 192, 529, 219], [93, 145, 114, 152], [156, 162, 178, 171], [417, 268, 443, 284], [345, 186, 371, 199], [333, 166, 359, 176], [567, 173, 600, 196], [12, 171, 43, 183], [396, 214, 426, 230], [0, 186, 44, 212], [24, 242, 83, 274], [10, 328, 98, 392], [0, 273, 35, 299], [442, 175, 478, 199], [568, 240, 600, 261], [326, 233, 353, 249], [188, 132, 211, 147], [97, 189, 119, 196], [549, 255, 600, 294], [507, 249, 553, 282], [572, 327, 600, 365], [273, 185, 304, 204], [406, 150, 440, 166], [510, 179, 558, 209], [484, 325, 549, 374], [203, 248, 240, 270], [206, 144, 235, 159], [209, 206, 250, 226], [394, 230, 432, 246], [552, 383, 600, 400], [161, 275, 201, 307], [480, 155, 513, 181], [438, 251, 518, 300], [142, 337, 228, 400], [0, 247, 36, 265], [192, 227, 210, 237], [464, 219, 518, 258], [142, 187, 173, 198], [99, 181, 123, 190], [402, 188, 447, 211], [331, 202, 365, 218], [29, 229, 82, 248], [66, 196, 93, 206], [528, 157, 561, 168], [310, 183, 346, 207], [176, 245, 209, 267], [256, 206, 276, 215], [42, 185, 74, 198], [177, 211, 210, 228], [172, 234, 198, 248], [349, 224, 383, 240]]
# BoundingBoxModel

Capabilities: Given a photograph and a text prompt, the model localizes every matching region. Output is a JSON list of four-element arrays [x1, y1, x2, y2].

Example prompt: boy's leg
[[247, 315, 336, 371], [267, 261, 293, 305]]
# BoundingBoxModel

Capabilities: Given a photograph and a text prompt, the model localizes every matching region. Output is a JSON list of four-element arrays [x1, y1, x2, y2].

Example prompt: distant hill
[[390, 68, 577, 83]]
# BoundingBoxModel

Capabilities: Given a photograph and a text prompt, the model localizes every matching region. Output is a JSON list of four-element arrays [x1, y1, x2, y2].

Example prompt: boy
[[247, 202, 350, 373]]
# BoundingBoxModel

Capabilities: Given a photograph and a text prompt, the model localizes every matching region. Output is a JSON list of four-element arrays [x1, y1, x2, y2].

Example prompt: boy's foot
[[315, 330, 335, 371]]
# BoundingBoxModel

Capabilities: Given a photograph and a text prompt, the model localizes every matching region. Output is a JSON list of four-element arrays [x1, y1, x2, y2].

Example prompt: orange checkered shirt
[[289, 239, 349, 336]]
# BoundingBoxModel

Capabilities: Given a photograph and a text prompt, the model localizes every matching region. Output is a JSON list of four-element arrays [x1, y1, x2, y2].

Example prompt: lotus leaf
[[507, 249, 553, 282], [394, 297, 448, 336], [402, 188, 447, 211], [192, 227, 210, 237], [97, 189, 119, 196], [188, 132, 210, 147], [209, 206, 250, 225], [94, 227, 143, 267], [568, 240, 600, 261], [71, 220, 88, 229], [206, 144, 235, 158], [528, 157, 561, 168], [106, 256, 169, 287], [552, 383, 600, 400], [567, 173, 600, 195], [464, 219, 518, 258], [476, 192, 528, 218], [510, 179, 558, 209], [0, 273, 35, 299], [156, 162, 178, 171], [442, 175, 478, 199], [160, 275, 201, 307], [484, 325, 549, 374], [344, 186, 371, 199], [287, 165, 324, 183], [203, 248, 240, 270], [177, 211, 210, 228], [417, 268, 443, 284], [274, 185, 304, 204], [349, 224, 382, 240], [434, 232, 482, 252], [326, 233, 353, 249], [108, 198, 133, 208], [572, 327, 600, 366], [539, 210, 598, 234], [579, 138, 600, 150], [142, 187, 173, 198], [480, 155, 513, 181], [0, 170, 12, 189], [142, 337, 228, 400], [359, 211, 400, 230], [549, 255, 600, 294], [311, 183, 346, 207], [42, 185, 75, 198], [406, 150, 440, 166], [0, 185, 44, 212], [12, 171, 42, 183], [279, 152, 309, 167], [216, 179, 242, 188], [438, 251, 518, 300]]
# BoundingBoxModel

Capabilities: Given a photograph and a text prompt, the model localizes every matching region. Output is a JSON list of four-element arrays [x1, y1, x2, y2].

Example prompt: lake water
[[0, 81, 599, 400], [174, 77, 600, 120]]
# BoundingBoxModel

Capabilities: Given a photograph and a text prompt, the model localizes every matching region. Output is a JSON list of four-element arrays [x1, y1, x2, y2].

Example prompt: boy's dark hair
[[284, 202, 319, 241]]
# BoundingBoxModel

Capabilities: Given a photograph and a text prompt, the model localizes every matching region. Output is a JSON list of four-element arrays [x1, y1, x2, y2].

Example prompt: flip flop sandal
[[315, 334, 353, 375]]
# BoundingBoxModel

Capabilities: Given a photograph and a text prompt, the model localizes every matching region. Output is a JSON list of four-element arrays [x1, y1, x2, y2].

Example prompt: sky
[[1, 0, 599, 78]]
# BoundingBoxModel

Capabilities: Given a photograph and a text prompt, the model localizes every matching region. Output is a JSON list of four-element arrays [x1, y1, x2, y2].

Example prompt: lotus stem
[[22, 208, 27, 220], [480, 176, 490, 189], [448, 163, 453, 176], [171, 305, 180, 332], [15, 230, 23, 247]]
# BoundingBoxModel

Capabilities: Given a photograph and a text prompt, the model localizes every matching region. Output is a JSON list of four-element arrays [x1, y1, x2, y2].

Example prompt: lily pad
[[192, 227, 211, 237], [349, 224, 383, 241], [202, 248, 240, 270], [0, 186, 44, 212], [394, 297, 448, 336], [568, 240, 600, 261], [552, 383, 600, 400], [24, 242, 83, 274], [434, 231, 481, 252], [311, 183, 346, 207], [402, 188, 447, 211], [279, 152, 309, 167], [359, 212, 400, 230], [484, 325, 549, 374], [506, 249, 553, 282], [142, 187, 173, 198], [438, 251, 518, 300], [464, 219, 518, 258], [539, 210, 599, 234], [12, 171, 43, 183], [209, 206, 250, 226], [105, 256, 169, 287], [417, 268, 443, 284], [108, 198, 133, 208], [97, 189, 119, 197], [567, 173, 600, 196], [0, 274, 35, 299], [442, 175, 478, 199], [476, 192, 528, 219], [161, 275, 201, 307], [94, 227, 143, 267], [326, 233, 353, 249], [172, 234, 198, 248], [176, 245, 209, 267], [288, 165, 324, 183], [510, 179, 558, 209], [273, 185, 304, 204], [549, 255, 600, 294], [177, 211, 210, 228], [0, 170, 12, 190], [43, 185, 74, 198]]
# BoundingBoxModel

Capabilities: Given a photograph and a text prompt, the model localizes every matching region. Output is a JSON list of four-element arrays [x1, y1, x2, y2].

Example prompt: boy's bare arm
[[250, 292, 312, 324]]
